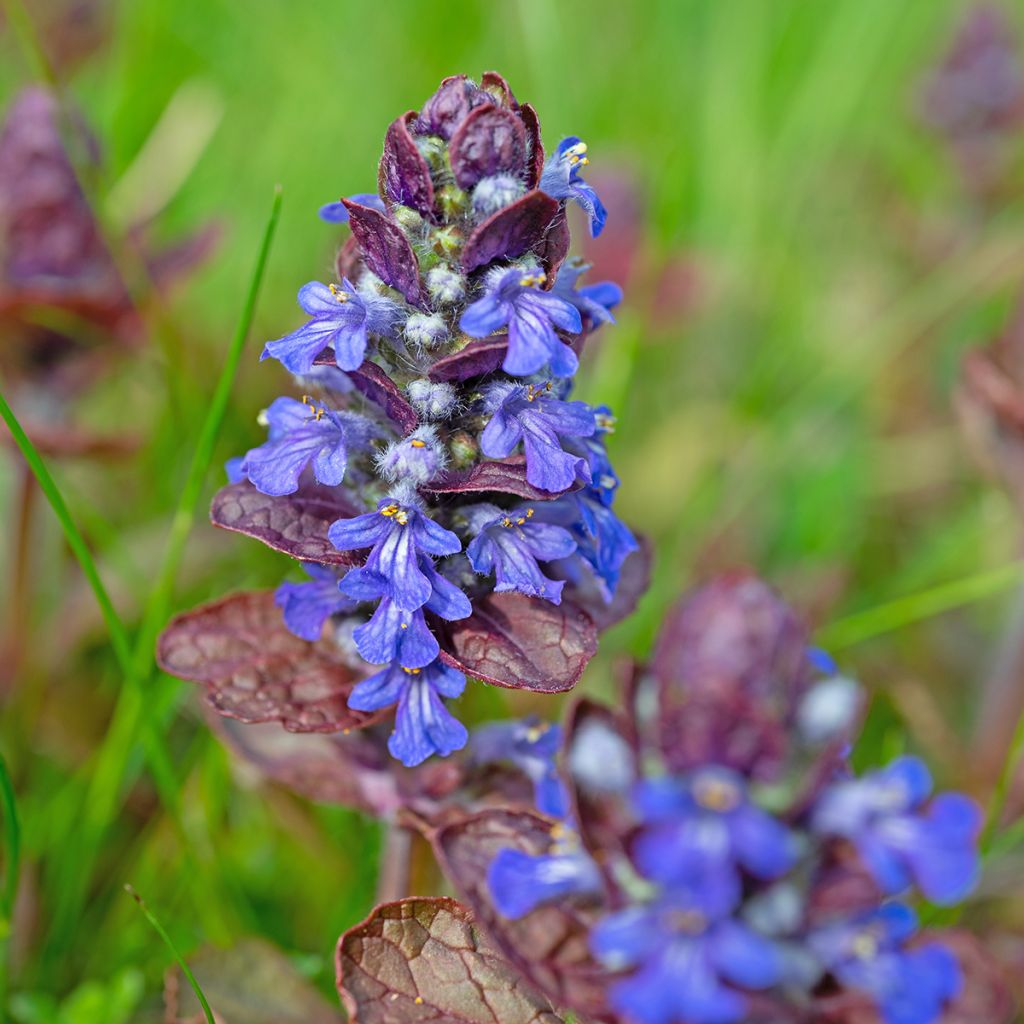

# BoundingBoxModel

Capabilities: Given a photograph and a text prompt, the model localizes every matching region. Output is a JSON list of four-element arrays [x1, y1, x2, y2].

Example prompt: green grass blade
[[816, 562, 1024, 650], [125, 886, 215, 1024], [0, 389, 134, 675], [981, 709, 1024, 856], [131, 183, 283, 673], [0, 753, 20, 924], [49, 185, 282, 956]]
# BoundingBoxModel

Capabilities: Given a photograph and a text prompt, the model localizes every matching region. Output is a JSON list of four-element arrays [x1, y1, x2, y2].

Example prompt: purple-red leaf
[[535, 210, 571, 285], [428, 336, 509, 382], [157, 591, 375, 733], [421, 457, 578, 501], [210, 480, 362, 566], [342, 198, 425, 307], [313, 355, 418, 433], [519, 104, 544, 189], [562, 536, 652, 632], [417, 75, 493, 139], [335, 234, 365, 284], [480, 71, 518, 109], [433, 809, 610, 1022], [214, 717, 461, 819], [379, 112, 435, 218], [450, 106, 527, 190], [461, 191, 559, 274], [335, 897, 566, 1024], [652, 573, 813, 779], [436, 592, 597, 693]]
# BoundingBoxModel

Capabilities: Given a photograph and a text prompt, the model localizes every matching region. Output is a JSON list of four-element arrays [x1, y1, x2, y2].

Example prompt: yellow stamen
[[410, 439, 426, 448], [328, 282, 349, 303], [403, 667, 422, 675], [693, 777, 741, 813], [852, 933, 879, 960], [519, 270, 547, 288], [565, 141, 589, 166]]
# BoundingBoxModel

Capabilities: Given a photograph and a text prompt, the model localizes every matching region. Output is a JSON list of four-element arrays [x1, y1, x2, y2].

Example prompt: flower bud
[[375, 425, 447, 483], [426, 264, 466, 305], [391, 205, 424, 234], [407, 378, 458, 420], [432, 225, 463, 258], [471, 173, 525, 217], [796, 675, 862, 745], [447, 429, 478, 468], [404, 312, 449, 350], [436, 183, 469, 219]]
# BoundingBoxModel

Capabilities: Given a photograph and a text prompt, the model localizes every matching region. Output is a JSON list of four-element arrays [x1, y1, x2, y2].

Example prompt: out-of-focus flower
[[540, 137, 607, 237]]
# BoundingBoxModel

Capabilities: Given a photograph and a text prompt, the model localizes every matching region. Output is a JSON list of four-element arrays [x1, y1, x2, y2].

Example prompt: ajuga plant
[[337, 575, 994, 1024], [157, 74, 1003, 1024], [0, 86, 214, 456], [158, 71, 645, 769]]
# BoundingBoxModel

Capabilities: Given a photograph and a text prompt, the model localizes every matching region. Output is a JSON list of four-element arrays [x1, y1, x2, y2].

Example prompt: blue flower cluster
[[230, 74, 637, 766], [487, 652, 982, 1024]]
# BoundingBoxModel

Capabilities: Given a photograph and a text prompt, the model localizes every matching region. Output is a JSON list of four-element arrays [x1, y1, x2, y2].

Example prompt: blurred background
[[3, 0, 1024, 1017]]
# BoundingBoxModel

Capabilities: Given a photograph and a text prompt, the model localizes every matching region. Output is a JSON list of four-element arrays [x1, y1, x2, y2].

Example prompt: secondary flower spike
[[159, 71, 641, 769]]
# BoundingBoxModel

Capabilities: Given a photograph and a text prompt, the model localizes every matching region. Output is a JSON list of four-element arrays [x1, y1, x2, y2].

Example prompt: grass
[[2, 0, 1024, 1016]]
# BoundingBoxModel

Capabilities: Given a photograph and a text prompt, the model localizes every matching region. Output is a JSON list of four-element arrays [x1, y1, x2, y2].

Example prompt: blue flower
[[812, 756, 981, 905], [551, 258, 622, 326], [261, 280, 404, 375], [480, 381, 595, 493], [466, 503, 577, 604], [274, 563, 353, 642], [539, 137, 607, 238], [348, 658, 468, 766], [564, 488, 639, 598], [459, 267, 582, 378], [569, 407, 620, 507], [471, 718, 569, 817], [631, 767, 798, 892], [238, 395, 371, 496], [328, 497, 463, 612], [808, 905, 961, 1024], [488, 845, 602, 919], [318, 192, 386, 223], [591, 874, 782, 1024]]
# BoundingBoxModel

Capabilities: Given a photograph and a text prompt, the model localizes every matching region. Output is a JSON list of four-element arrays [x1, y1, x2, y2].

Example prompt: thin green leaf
[[125, 886, 216, 1024], [0, 389, 134, 675], [816, 561, 1024, 650]]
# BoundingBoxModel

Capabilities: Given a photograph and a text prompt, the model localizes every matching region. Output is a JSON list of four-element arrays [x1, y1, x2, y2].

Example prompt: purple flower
[[238, 396, 371, 496], [551, 258, 622, 326], [274, 563, 353, 642], [459, 266, 582, 378], [472, 718, 569, 817], [339, 549, 470, 668], [375, 425, 448, 484], [565, 489, 634, 598], [591, 874, 782, 1024], [480, 381, 595, 493], [811, 756, 981, 905], [569, 406, 620, 506], [318, 192, 386, 223], [466, 503, 576, 603], [631, 767, 798, 891], [809, 905, 961, 1024], [328, 497, 462, 611], [488, 846, 601, 919], [348, 658, 468, 766], [539, 137, 607, 238], [261, 279, 404, 374]]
